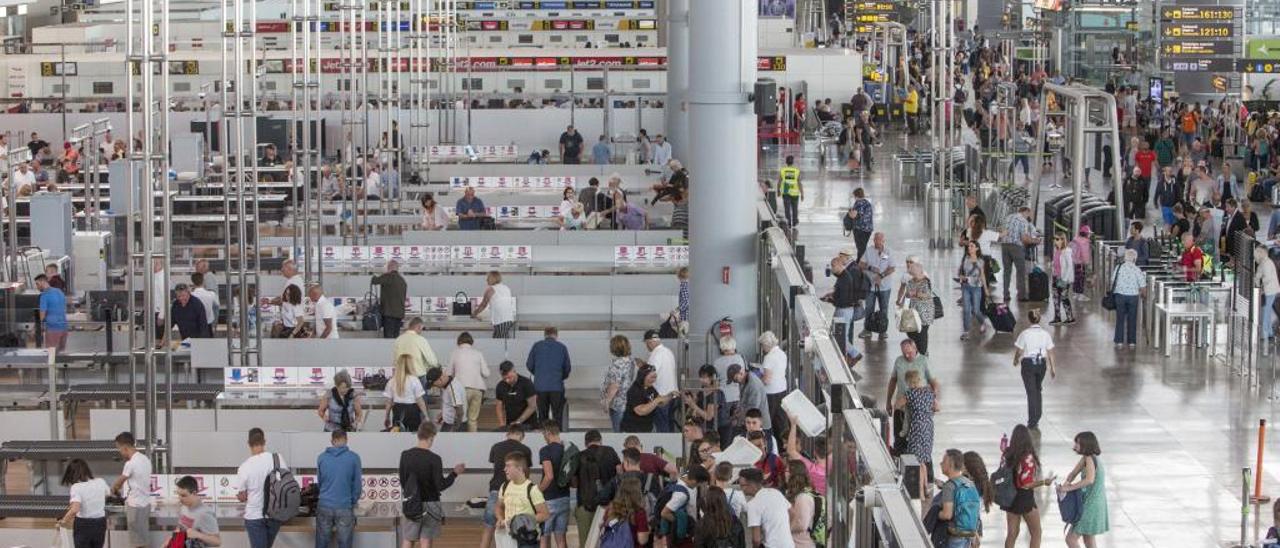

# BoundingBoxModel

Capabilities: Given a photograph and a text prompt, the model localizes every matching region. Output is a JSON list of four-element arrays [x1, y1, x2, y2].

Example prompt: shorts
[[126, 505, 150, 546], [483, 490, 499, 527], [44, 330, 67, 352], [541, 496, 570, 534], [399, 501, 444, 540]]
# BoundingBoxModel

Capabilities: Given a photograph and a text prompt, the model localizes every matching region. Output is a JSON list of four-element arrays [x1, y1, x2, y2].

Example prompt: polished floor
[[772, 132, 1280, 547]]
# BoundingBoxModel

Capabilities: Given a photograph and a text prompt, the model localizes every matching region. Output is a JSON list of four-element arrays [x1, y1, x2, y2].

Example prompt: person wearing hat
[[643, 329, 679, 433], [825, 249, 869, 351]]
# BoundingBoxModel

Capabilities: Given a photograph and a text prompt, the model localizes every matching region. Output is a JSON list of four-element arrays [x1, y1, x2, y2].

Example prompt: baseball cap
[[643, 329, 661, 341]]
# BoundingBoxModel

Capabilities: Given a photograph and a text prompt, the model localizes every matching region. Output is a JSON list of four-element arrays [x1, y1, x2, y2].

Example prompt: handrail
[[757, 197, 930, 547]]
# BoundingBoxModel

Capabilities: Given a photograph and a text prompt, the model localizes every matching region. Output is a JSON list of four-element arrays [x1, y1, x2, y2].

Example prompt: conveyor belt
[[59, 383, 223, 402], [0, 494, 72, 518], [0, 440, 125, 461]]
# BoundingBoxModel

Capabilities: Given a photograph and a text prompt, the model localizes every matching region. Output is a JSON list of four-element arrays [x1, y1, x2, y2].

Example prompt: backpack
[[576, 447, 613, 512], [557, 442, 580, 489], [264, 453, 301, 522], [600, 518, 636, 548], [504, 482, 541, 545], [805, 488, 828, 547], [949, 476, 982, 533], [849, 267, 871, 302], [990, 465, 1017, 509], [654, 483, 696, 541], [401, 470, 423, 520]]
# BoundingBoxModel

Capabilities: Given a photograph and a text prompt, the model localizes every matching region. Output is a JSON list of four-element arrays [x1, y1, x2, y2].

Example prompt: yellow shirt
[[392, 331, 439, 377], [500, 479, 545, 526], [904, 90, 919, 114]]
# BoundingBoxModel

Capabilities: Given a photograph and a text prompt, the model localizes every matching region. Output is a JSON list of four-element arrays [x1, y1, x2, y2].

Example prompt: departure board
[[1159, 2, 1241, 93]]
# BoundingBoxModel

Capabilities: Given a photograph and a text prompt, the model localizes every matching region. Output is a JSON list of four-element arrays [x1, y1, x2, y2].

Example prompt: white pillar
[[665, 0, 690, 160], [688, 0, 759, 348]]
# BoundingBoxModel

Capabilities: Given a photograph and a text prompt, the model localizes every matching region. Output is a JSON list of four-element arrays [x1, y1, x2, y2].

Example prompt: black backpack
[[576, 447, 613, 512]]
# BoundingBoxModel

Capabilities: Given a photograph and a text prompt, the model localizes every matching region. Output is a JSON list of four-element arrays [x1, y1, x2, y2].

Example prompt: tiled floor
[[776, 132, 1280, 546]]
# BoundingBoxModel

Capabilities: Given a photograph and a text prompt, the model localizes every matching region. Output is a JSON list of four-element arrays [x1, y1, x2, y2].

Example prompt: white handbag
[[897, 306, 921, 334]]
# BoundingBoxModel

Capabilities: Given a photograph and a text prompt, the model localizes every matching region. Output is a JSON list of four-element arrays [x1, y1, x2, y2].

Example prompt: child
[[174, 475, 221, 547], [1051, 233, 1077, 325], [425, 368, 468, 432]]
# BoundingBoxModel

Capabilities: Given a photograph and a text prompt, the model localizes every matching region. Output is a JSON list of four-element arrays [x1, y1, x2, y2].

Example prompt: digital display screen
[[635, 19, 656, 29], [1159, 6, 1235, 21], [1148, 77, 1163, 103], [1160, 58, 1235, 72], [1161, 23, 1233, 39], [1161, 41, 1234, 56]]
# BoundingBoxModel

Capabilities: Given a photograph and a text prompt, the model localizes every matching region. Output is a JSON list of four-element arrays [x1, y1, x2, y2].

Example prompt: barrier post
[[1242, 467, 1252, 548], [1254, 419, 1271, 504]]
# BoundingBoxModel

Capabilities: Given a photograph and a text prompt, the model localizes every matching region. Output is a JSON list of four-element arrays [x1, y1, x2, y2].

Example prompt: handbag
[[451, 292, 473, 316], [1101, 265, 1121, 311], [361, 282, 381, 331], [897, 306, 921, 334], [931, 294, 944, 320], [1057, 485, 1084, 524], [361, 372, 389, 391], [52, 525, 73, 548]]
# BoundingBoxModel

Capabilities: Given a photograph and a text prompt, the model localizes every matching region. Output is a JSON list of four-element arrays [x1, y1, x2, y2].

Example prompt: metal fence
[[756, 201, 930, 547]]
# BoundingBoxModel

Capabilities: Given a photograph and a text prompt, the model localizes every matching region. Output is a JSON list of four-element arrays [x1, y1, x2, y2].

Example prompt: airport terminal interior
[[2, 0, 1280, 546]]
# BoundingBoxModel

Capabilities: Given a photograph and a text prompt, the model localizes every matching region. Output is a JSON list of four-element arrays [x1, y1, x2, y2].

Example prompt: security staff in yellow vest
[[778, 155, 804, 227]]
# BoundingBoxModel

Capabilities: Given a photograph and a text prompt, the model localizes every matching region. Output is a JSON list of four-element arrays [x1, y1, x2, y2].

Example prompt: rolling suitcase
[[1028, 266, 1050, 301], [985, 302, 1016, 333]]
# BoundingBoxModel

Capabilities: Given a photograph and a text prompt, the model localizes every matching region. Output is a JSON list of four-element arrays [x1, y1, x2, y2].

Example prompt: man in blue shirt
[[36, 274, 68, 352], [526, 326, 571, 431], [315, 429, 362, 548], [455, 186, 487, 230], [591, 135, 612, 165]]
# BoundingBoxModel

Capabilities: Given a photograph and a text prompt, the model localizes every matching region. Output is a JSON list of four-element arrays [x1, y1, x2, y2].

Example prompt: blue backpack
[[600, 517, 636, 548], [949, 476, 982, 534]]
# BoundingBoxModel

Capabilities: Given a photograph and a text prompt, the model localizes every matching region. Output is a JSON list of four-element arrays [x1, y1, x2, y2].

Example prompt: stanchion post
[[1242, 466, 1252, 548], [1255, 419, 1271, 504]]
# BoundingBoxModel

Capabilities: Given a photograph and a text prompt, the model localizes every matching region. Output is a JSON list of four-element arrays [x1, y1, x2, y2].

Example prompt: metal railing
[[756, 200, 930, 547]]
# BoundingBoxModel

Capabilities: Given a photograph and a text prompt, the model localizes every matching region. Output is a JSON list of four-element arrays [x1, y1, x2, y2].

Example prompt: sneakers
[[858, 330, 872, 340], [1128, 343, 1137, 349], [1115, 343, 1123, 349], [1050, 318, 1063, 325], [960, 333, 970, 341], [877, 332, 887, 341], [1065, 318, 1077, 324]]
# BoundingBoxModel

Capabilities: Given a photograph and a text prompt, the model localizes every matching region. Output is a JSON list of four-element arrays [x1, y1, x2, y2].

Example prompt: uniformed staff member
[[779, 155, 804, 228]]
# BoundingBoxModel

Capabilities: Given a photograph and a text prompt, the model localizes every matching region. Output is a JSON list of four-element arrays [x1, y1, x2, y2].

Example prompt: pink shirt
[[1070, 236, 1091, 266], [799, 455, 828, 496]]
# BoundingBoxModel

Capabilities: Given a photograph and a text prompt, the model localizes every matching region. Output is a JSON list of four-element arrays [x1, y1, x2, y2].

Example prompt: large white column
[[688, 0, 759, 348], [665, 0, 690, 160]]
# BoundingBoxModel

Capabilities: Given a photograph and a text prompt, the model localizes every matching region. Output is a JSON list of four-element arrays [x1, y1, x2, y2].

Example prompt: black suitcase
[[985, 302, 1016, 333], [1028, 266, 1050, 301]]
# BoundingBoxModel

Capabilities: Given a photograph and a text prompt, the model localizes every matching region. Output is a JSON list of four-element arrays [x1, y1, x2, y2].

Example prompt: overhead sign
[[1161, 41, 1235, 56], [1159, 6, 1236, 20], [1161, 23, 1233, 40], [757, 56, 787, 71], [1160, 58, 1235, 72], [1248, 38, 1280, 60], [1238, 59, 1280, 73]]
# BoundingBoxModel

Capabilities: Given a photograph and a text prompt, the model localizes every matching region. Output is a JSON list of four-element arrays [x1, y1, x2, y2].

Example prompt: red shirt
[[1135, 150, 1157, 178], [1180, 246, 1204, 281], [638, 453, 669, 476], [1015, 453, 1038, 489], [754, 453, 785, 489]]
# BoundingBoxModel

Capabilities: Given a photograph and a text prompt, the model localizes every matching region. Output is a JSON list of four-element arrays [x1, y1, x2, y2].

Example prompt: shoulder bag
[[1101, 265, 1121, 311], [897, 306, 921, 334]]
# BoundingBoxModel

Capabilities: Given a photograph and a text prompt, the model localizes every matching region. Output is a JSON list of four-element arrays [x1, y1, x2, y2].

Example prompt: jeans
[[315, 507, 356, 548], [653, 400, 672, 432], [1266, 294, 1278, 340], [853, 230, 872, 262], [1161, 206, 1175, 227], [1009, 155, 1030, 179], [381, 316, 402, 338], [1020, 357, 1047, 428], [833, 305, 863, 351], [542, 496, 571, 534], [1114, 294, 1140, 344], [73, 517, 107, 548], [961, 285, 984, 332], [482, 490, 500, 527], [782, 195, 800, 227], [536, 390, 568, 430], [609, 408, 623, 432], [946, 537, 973, 548], [864, 289, 892, 334], [245, 518, 282, 548], [1001, 243, 1028, 298]]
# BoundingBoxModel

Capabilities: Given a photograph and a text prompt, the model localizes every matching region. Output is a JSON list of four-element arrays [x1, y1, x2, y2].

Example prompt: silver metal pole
[[125, 0, 138, 434]]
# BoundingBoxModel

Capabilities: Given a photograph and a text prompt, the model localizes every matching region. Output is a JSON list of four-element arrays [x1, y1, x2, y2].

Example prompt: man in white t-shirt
[[757, 331, 789, 446], [308, 284, 339, 339], [112, 432, 152, 548], [10, 162, 36, 195], [660, 465, 709, 545], [191, 272, 219, 333], [740, 468, 794, 548], [643, 329, 678, 433], [236, 428, 286, 548]]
